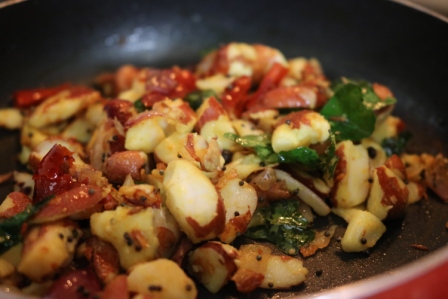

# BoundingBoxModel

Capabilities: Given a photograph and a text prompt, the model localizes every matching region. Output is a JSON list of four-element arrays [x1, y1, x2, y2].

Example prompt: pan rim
[[392, 0, 448, 22]]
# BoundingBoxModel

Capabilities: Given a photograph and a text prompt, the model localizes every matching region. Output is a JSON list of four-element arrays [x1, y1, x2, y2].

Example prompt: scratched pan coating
[[0, 0, 447, 298]]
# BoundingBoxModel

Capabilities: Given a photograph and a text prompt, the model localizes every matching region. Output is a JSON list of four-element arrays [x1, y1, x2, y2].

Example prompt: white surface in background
[[409, 0, 448, 16]]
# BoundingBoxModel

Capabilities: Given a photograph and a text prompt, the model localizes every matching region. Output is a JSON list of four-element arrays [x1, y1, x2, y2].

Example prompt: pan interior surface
[[0, 0, 447, 298]]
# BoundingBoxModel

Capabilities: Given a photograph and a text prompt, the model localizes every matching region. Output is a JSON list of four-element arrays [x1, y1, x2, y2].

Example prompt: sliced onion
[[274, 169, 330, 216]]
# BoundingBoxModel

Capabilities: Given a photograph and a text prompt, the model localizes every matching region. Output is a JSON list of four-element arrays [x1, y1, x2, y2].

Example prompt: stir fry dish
[[0, 42, 447, 298]]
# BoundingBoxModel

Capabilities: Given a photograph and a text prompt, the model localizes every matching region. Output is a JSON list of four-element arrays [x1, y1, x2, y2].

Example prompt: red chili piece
[[245, 62, 289, 110], [140, 67, 196, 108], [44, 268, 101, 299], [32, 144, 75, 203], [221, 75, 252, 118], [13, 83, 71, 108], [104, 99, 134, 125]]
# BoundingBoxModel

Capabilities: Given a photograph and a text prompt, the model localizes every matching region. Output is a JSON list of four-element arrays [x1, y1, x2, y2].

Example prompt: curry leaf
[[381, 131, 412, 156], [362, 89, 396, 110], [0, 196, 52, 254], [277, 147, 320, 167], [254, 147, 278, 163], [331, 78, 365, 92], [224, 133, 279, 163], [321, 131, 338, 177], [224, 133, 270, 148], [320, 84, 376, 141], [245, 200, 314, 255], [332, 78, 397, 111], [184, 90, 218, 110], [133, 98, 146, 113], [224, 132, 337, 175]]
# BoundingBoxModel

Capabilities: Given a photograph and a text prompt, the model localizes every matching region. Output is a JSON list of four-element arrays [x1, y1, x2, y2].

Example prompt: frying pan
[[0, 0, 447, 298]]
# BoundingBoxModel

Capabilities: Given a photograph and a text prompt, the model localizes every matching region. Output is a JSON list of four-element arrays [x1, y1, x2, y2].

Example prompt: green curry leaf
[[277, 147, 320, 167], [224, 133, 279, 163], [245, 200, 314, 255], [224, 132, 337, 175], [381, 131, 412, 156], [133, 98, 146, 113], [320, 84, 376, 141], [0, 196, 52, 254], [224, 133, 270, 148], [332, 78, 397, 111], [321, 131, 338, 177], [184, 90, 218, 110]]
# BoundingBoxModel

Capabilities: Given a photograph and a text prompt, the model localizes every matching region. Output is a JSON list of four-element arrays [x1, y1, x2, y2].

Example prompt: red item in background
[[221, 75, 252, 118], [13, 83, 71, 108], [140, 67, 196, 108], [44, 268, 101, 299], [245, 62, 289, 110]]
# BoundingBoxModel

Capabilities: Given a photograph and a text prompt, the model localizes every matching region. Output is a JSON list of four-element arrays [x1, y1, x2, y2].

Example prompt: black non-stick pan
[[0, 0, 447, 298]]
